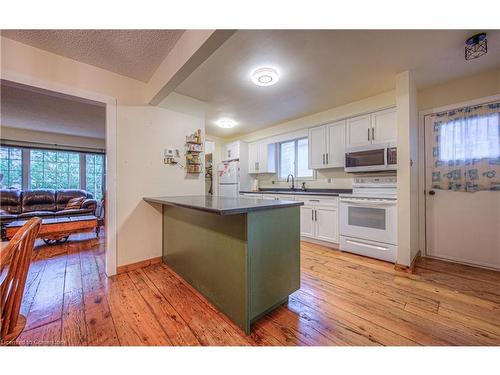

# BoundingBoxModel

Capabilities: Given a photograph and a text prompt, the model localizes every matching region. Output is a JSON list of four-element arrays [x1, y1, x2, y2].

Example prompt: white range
[[339, 176, 397, 263]]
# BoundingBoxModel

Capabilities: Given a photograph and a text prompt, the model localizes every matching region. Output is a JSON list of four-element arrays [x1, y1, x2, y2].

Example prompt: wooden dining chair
[[1, 217, 42, 345]]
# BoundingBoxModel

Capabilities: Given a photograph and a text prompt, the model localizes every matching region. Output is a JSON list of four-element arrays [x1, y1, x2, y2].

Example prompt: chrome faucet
[[286, 174, 295, 190]]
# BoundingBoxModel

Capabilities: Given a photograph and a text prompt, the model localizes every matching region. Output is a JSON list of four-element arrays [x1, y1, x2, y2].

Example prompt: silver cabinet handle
[[372, 128, 375, 141], [257, 162, 259, 170], [311, 210, 314, 221], [308, 199, 320, 202], [326, 153, 329, 164], [368, 128, 370, 141], [322, 154, 325, 164], [314, 210, 317, 221]]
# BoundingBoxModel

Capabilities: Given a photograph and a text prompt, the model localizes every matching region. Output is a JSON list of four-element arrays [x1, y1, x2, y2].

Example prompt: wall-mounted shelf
[[186, 129, 203, 174]]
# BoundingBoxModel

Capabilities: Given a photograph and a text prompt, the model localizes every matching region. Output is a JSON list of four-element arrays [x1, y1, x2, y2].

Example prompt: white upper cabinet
[[346, 108, 397, 148], [346, 114, 372, 148], [326, 121, 345, 167], [222, 141, 240, 161], [248, 141, 276, 174], [308, 126, 327, 169], [371, 108, 397, 145], [308, 120, 346, 169], [248, 142, 259, 173]]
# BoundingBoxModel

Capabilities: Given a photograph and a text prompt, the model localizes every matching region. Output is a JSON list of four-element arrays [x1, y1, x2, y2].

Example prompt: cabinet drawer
[[294, 195, 338, 207]]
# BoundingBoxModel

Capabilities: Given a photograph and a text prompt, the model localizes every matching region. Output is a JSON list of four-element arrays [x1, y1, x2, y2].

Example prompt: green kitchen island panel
[[143, 195, 303, 334]]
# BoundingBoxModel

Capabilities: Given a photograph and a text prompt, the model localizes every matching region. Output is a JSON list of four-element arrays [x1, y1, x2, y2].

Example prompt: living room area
[[0, 80, 107, 337]]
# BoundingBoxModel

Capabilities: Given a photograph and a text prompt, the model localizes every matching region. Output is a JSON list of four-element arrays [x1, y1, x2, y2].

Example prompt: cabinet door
[[315, 206, 339, 243], [300, 206, 315, 238], [258, 142, 276, 173], [248, 142, 259, 173], [308, 126, 326, 169], [326, 120, 345, 167], [371, 108, 397, 145], [346, 114, 371, 148]]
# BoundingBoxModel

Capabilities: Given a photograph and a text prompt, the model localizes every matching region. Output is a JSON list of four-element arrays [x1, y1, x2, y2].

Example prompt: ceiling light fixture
[[465, 33, 487, 60], [251, 67, 280, 87], [216, 119, 237, 129]]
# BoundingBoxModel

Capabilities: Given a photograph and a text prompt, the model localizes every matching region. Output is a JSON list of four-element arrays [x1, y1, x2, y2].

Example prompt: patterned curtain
[[430, 102, 500, 192]]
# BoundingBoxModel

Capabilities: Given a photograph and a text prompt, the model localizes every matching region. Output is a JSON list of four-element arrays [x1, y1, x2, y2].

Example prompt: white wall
[[396, 71, 419, 266], [0, 126, 105, 150], [116, 103, 204, 266], [418, 68, 500, 111], [1, 36, 206, 268]]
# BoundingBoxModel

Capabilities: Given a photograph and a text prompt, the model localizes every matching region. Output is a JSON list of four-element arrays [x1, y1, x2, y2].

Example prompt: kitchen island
[[143, 195, 303, 334]]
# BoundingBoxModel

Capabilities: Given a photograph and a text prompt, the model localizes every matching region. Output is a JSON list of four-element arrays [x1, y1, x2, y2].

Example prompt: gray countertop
[[240, 188, 352, 197], [144, 195, 303, 215]]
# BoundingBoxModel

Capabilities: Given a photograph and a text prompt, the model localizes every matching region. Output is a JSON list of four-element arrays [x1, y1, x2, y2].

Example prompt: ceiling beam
[[145, 29, 236, 105]]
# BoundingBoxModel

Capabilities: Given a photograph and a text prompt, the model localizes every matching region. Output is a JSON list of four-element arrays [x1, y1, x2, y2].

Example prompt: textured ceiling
[[1, 29, 184, 82], [1, 82, 106, 139], [175, 30, 500, 137]]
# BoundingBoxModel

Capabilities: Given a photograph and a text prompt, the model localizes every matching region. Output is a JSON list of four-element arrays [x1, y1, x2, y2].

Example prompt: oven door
[[344, 148, 387, 172], [340, 198, 397, 245]]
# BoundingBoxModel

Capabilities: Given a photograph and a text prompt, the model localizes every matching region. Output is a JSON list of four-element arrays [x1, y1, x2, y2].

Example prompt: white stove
[[339, 176, 398, 263]]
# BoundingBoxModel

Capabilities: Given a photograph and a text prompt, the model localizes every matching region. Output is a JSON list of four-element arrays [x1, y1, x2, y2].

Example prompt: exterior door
[[326, 120, 345, 167], [371, 108, 397, 145], [425, 115, 500, 269], [346, 114, 372, 148], [308, 126, 326, 169], [315, 206, 339, 243], [300, 206, 315, 238]]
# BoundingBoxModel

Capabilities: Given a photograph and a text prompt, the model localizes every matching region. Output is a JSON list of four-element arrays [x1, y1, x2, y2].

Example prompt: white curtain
[[430, 102, 500, 192]]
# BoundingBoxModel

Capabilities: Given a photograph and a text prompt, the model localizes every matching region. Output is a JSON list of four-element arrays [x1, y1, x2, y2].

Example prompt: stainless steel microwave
[[344, 144, 397, 172]]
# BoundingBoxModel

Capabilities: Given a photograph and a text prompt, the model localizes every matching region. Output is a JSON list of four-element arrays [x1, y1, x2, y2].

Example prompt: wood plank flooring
[[11, 232, 500, 346]]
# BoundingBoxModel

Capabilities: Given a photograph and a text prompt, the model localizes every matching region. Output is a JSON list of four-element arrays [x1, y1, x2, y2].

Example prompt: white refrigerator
[[218, 161, 240, 197]]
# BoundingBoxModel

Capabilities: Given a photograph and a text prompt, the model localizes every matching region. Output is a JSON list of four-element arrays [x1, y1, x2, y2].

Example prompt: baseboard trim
[[116, 256, 162, 274], [301, 237, 339, 250], [394, 250, 421, 274]]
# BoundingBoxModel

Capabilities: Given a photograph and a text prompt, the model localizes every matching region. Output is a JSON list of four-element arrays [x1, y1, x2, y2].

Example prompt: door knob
[[428, 190, 436, 195]]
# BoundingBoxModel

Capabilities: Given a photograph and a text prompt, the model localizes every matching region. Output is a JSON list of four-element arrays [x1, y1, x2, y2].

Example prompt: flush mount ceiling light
[[216, 119, 237, 129], [465, 33, 487, 60], [251, 67, 280, 87]]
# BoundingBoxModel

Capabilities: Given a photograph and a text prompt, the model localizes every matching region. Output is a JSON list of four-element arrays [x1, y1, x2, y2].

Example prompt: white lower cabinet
[[240, 193, 339, 244], [299, 206, 316, 238], [315, 206, 339, 243], [295, 196, 339, 245], [261, 194, 278, 200]]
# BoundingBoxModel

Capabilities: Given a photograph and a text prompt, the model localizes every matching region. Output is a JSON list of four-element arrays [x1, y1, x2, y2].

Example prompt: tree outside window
[[279, 138, 314, 180]]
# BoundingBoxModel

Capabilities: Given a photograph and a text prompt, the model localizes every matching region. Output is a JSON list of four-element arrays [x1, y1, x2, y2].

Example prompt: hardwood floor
[[11, 232, 500, 346]]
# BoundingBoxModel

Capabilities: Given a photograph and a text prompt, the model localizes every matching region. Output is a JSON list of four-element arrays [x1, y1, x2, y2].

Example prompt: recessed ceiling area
[[174, 30, 500, 137], [1, 29, 184, 82], [1, 81, 106, 139]]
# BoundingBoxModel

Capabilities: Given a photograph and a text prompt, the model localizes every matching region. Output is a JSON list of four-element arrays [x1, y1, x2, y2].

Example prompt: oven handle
[[340, 198, 397, 206]]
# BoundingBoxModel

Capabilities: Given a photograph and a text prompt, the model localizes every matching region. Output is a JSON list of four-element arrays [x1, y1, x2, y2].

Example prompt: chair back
[[1, 217, 42, 342]]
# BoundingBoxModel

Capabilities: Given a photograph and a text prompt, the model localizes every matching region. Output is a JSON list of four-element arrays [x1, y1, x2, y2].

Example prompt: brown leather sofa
[[0, 189, 97, 226]]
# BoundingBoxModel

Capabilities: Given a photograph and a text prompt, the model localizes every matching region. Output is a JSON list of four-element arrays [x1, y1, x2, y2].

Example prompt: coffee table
[[5, 215, 98, 245]]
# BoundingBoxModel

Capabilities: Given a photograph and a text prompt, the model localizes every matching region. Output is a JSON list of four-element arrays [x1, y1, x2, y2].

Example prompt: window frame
[[0, 144, 105, 199], [277, 137, 316, 181], [0, 146, 24, 189]]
